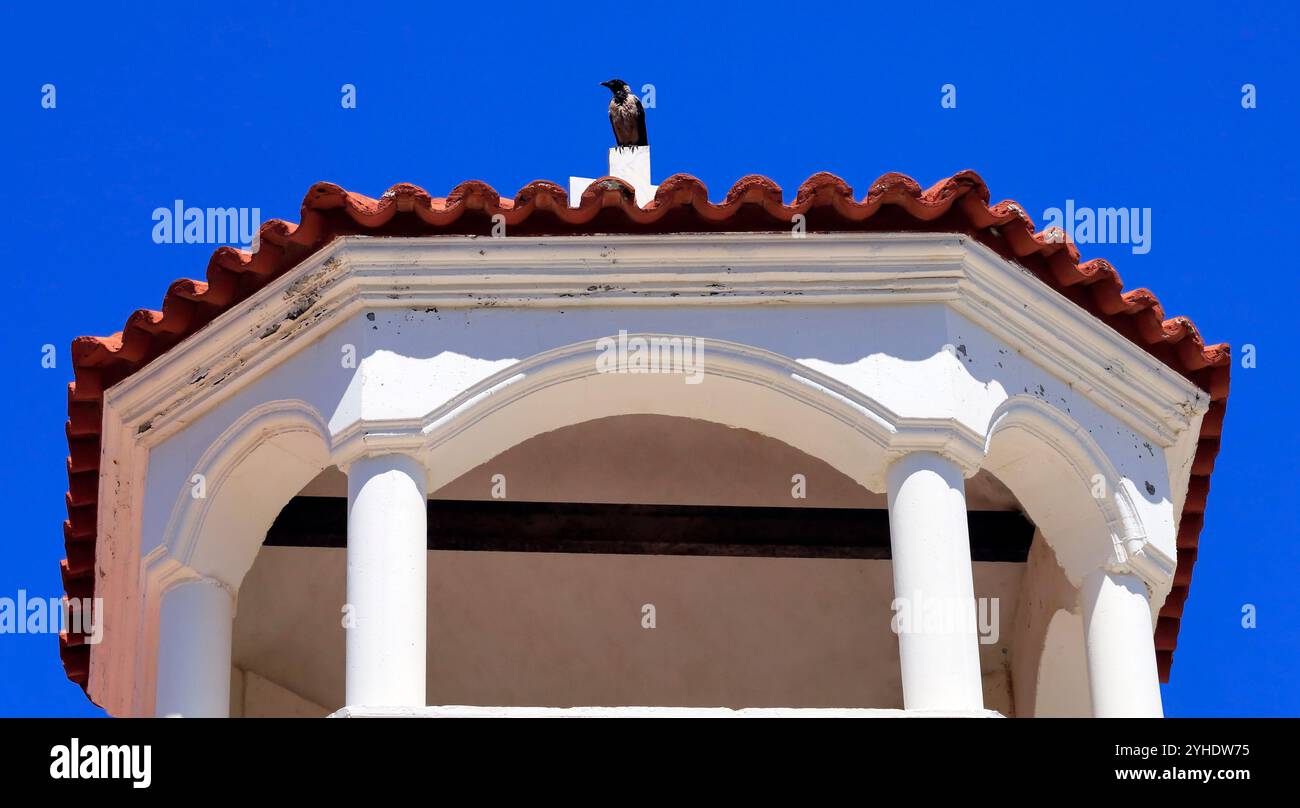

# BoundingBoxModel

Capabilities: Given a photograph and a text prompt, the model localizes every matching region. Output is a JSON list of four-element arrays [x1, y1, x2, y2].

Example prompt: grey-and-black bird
[[600, 78, 648, 148]]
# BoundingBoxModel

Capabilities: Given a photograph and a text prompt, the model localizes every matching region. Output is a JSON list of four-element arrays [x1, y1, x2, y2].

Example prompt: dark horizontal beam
[[265, 497, 1034, 562]]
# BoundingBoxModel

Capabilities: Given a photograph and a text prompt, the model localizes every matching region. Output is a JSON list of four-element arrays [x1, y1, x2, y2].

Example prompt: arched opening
[[161, 401, 334, 589], [404, 336, 903, 495], [233, 414, 1035, 716], [981, 397, 1156, 717], [144, 402, 333, 713], [982, 397, 1134, 587]]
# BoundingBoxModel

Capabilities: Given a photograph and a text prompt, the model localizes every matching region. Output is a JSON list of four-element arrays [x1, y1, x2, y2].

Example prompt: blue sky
[[0, 2, 1295, 717]]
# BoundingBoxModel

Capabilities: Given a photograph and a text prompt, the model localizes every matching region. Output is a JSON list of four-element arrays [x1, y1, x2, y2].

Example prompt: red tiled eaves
[[60, 170, 1229, 695]]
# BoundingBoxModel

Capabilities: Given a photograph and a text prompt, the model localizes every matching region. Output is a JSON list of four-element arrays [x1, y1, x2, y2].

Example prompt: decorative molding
[[955, 242, 1205, 447], [102, 233, 1207, 455], [886, 417, 989, 478], [984, 395, 1174, 592], [157, 399, 331, 574], [1108, 541, 1178, 597]]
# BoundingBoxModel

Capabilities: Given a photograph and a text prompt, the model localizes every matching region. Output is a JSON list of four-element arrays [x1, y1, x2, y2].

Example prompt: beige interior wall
[[234, 546, 1023, 715], [1008, 531, 1088, 716], [230, 666, 330, 718]]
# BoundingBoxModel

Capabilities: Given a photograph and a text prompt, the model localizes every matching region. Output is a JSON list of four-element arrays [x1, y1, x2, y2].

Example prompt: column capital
[[143, 548, 237, 601], [171, 573, 236, 601], [331, 424, 428, 476], [334, 438, 428, 483], [885, 419, 986, 478], [1099, 536, 1177, 598]]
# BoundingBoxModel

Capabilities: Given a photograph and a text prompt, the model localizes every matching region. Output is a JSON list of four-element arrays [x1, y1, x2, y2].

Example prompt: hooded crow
[[600, 79, 648, 148]]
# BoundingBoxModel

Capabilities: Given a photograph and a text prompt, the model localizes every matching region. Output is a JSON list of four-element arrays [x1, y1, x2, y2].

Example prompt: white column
[[886, 451, 984, 711], [1081, 568, 1164, 717], [155, 577, 234, 717], [345, 453, 428, 707]]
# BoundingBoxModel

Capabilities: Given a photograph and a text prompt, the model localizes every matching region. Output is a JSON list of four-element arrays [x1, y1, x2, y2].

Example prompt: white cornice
[[104, 232, 1208, 452], [954, 242, 1206, 448]]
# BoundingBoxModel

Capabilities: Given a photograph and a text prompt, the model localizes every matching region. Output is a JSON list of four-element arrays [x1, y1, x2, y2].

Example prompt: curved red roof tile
[[61, 170, 1229, 697]]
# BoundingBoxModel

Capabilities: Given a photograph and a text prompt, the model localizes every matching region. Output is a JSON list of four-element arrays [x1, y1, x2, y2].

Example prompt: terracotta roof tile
[[60, 170, 1229, 696]]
